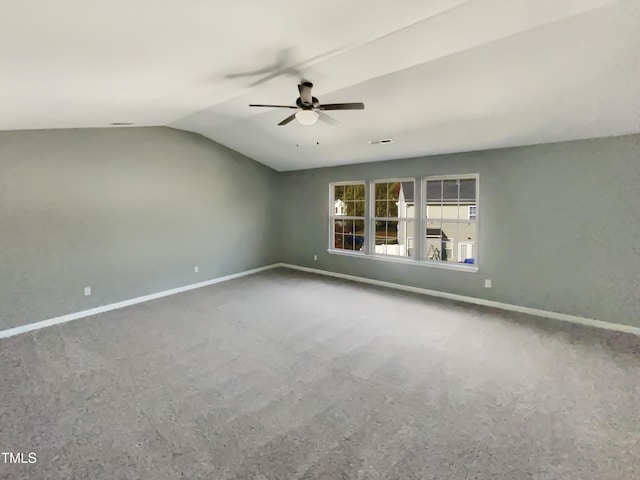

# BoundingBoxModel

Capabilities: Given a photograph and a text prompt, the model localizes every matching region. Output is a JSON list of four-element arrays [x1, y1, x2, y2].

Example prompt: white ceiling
[[2, 0, 638, 171]]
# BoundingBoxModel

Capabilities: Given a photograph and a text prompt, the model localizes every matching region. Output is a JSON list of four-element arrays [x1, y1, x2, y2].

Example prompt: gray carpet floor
[[1, 268, 639, 480]]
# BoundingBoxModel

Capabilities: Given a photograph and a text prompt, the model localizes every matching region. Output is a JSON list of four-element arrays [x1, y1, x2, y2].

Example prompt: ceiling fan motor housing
[[296, 96, 319, 109]]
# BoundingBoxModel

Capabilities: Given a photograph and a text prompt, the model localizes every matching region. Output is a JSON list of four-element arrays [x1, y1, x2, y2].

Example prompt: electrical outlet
[[194, 266, 199, 273], [484, 279, 492, 288], [313, 255, 318, 261], [84, 286, 92, 296]]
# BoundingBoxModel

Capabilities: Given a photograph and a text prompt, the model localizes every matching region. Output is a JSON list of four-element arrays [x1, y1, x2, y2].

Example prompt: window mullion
[[366, 181, 373, 255], [414, 179, 424, 261]]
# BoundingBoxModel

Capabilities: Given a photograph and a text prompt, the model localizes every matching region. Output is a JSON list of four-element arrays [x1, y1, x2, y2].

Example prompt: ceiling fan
[[249, 81, 364, 126]]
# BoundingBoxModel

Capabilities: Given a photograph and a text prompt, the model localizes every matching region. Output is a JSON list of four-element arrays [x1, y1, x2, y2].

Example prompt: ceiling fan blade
[[318, 102, 365, 111], [249, 104, 298, 109], [278, 112, 298, 126], [317, 111, 341, 127]]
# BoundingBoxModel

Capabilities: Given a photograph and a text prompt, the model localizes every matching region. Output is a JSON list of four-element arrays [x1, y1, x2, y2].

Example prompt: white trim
[[280, 264, 640, 337], [372, 177, 415, 184], [423, 173, 479, 181], [327, 248, 367, 258], [327, 248, 478, 272], [0, 263, 283, 340], [330, 180, 366, 186]]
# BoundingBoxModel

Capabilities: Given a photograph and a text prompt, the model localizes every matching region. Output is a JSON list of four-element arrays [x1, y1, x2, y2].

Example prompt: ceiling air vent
[[369, 138, 394, 145], [110, 122, 133, 126]]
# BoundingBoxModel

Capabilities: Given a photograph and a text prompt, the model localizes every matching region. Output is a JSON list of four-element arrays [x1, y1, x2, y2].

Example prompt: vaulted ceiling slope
[[2, 0, 639, 171]]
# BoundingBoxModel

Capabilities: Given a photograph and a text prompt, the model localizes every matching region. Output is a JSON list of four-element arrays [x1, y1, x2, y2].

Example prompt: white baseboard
[[4, 262, 637, 340], [278, 263, 640, 337], [0, 263, 282, 340]]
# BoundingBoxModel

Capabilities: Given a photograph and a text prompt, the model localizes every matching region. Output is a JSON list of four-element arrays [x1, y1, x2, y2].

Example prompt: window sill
[[326, 249, 479, 273]]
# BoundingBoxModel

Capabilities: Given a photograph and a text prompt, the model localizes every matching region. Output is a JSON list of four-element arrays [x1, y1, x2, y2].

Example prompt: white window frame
[[328, 174, 479, 272], [328, 181, 367, 254], [468, 205, 477, 220], [370, 178, 416, 259], [423, 174, 479, 270]]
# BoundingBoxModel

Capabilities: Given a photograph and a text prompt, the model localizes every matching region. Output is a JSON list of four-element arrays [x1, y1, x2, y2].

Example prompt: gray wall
[[0, 127, 279, 330], [279, 134, 640, 328]]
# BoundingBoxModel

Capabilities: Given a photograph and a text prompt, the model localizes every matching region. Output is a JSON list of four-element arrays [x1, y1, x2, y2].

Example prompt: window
[[330, 182, 366, 252], [372, 180, 415, 257], [425, 176, 477, 265], [328, 174, 478, 271]]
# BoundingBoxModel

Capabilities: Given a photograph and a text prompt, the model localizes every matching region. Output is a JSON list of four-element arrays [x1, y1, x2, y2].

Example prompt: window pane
[[425, 219, 456, 263], [334, 220, 364, 251], [344, 230, 365, 252], [426, 219, 444, 260], [400, 181, 414, 204], [449, 204, 477, 221], [344, 201, 355, 216], [426, 180, 442, 203], [375, 200, 388, 218], [441, 180, 459, 220], [425, 179, 477, 221], [459, 178, 476, 202], [426, 204, 441, 220], [387, 200, 399, 218], [354, 184, 365, 201], [373, 220, 412, 257], [456, 221, 477, 264], [374, 220, 394, 245], [425, 220, 477, 265], [333, 219, 345, 249], [442, 179, 458, 201], [346, 184, 356, 201], [344, 233, 356, 250], [397, 181, 414, 218], [405, 220, 415, 257], [334, 219, 348, 234], [334, 185, 344, 201], [387, 182, 400, 201], [375, 183, 387, 200], [426, 180, 443, 221], [355, 201, 365, 217], [442, 203, 462, 221], [374, 180, 414, 218]]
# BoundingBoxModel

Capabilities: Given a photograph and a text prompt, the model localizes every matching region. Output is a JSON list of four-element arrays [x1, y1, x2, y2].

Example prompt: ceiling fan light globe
[[295, 110, 319, 126]]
